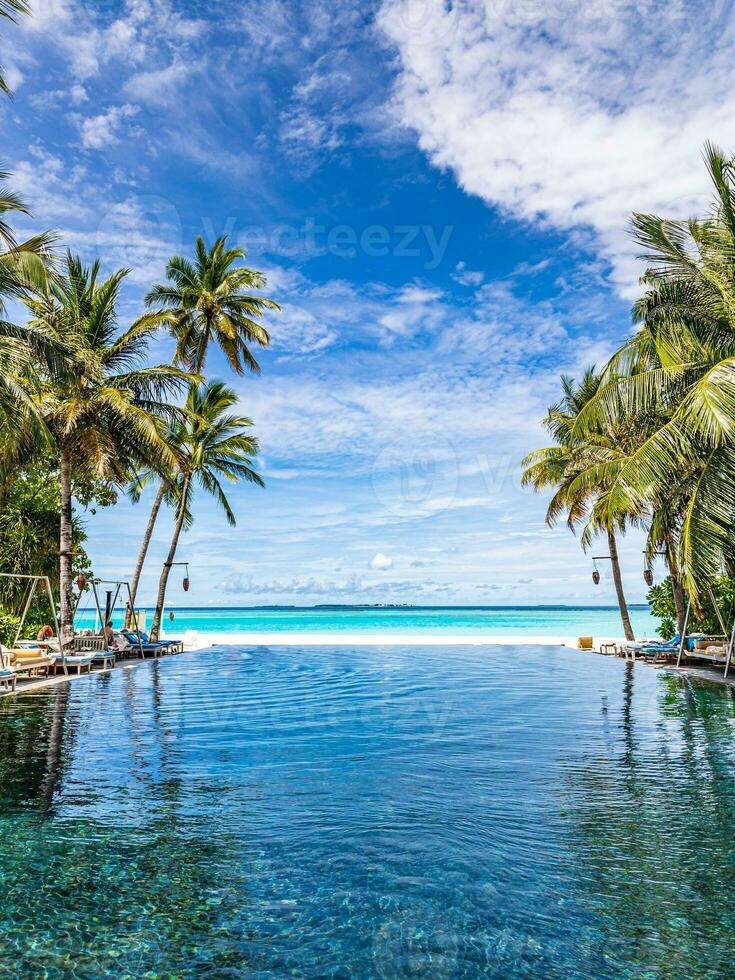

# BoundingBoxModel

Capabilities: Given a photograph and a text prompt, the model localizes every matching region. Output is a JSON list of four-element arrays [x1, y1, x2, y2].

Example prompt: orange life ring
[[37, 625, 54, 641]]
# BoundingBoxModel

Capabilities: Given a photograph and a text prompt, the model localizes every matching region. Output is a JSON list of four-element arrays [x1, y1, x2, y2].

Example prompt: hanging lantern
[[644, 567, 654, 587], [183, 576, 190, 593], [169, 611, 175, 622], [592, 569, 600, 585], [76, 573, 87, 591]]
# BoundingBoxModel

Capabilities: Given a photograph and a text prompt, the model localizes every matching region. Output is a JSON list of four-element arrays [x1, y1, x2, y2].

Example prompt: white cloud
[[452, 262, 483, 288], [124, 60, 190, 106], [242, 269, 600, 473], [20, 0, 204, 84], [370, 552, 394, 570], [3, 64, 23, 91], [279, 104, 344, 156], [378, 0, 735, 295], [272, 306, 338, 355], [10, 144, 91, 223], [69, 194, 183, 286], [377, 283, 444, 340], [77, 104, 139, 150]]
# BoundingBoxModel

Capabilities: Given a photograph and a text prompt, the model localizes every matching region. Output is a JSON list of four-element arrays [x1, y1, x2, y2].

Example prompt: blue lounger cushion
[[139, 632, 178, 646], [123, 631, 178, 648]]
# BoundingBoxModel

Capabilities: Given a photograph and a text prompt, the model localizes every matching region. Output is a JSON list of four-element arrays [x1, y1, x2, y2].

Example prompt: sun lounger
[[621, 635, 680, 660], [72, 638, 115, 670], [53, 653, 95, 676], [132, 630, 182, 652], [639, 644, 679, 663], [0, 668, 16, 693], [122, 631, 182, 656], [7, 650, 53, 678], [119, 632, 162, 658]]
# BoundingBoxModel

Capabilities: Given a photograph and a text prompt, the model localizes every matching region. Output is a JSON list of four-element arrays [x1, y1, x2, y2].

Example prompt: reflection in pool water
[[0, 645, 734, 976]]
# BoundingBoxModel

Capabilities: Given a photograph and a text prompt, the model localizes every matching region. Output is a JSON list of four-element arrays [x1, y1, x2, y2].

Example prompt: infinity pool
[[0, 645, 734, 976]]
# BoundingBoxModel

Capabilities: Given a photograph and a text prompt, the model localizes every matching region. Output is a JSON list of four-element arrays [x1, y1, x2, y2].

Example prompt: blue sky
[[3, 0, 733, 608]]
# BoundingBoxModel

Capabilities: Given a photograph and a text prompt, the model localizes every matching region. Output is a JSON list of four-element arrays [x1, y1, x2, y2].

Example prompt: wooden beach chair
[[73, 636, 115, 670]]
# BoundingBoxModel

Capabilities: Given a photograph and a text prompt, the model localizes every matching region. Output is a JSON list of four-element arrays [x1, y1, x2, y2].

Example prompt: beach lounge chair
[[12, 639, 96, 677], [640, 644, 679, 663], [119, 632, 164, 658], [54, 652, 96, 676], [72, 637, 115, 670], [7, 649, 53, 678], [136, 630, 183, 653], [0, 668, 16, 693], [122, 631, 182, 656], [622, 635, 680, 660]]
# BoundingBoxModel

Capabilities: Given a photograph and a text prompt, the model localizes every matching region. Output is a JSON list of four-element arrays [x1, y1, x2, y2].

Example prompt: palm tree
[[124, 236, 277, 620], [0, 170, 57, 439], [522, 369, 638, 641], [25, 252, 190, 649], [149, 381, 263, 640], [575, 143, 735, 602], [142, 235, 278, 375], [0, 1, 30, 95], [123, 467, 190, 629]]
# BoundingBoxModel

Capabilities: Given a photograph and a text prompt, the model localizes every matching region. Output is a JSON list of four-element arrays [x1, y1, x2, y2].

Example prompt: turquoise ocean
[[76, 604, 659, 638]]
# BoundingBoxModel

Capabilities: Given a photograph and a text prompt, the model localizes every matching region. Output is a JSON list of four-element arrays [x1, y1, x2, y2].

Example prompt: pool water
[[0, 645, 734, 976]]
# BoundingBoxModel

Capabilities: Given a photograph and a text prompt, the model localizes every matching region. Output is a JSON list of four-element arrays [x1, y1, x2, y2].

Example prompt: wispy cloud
[[379, 0, 735, 295], [4, 0, 667, 607], [75, 104, 139, 150]]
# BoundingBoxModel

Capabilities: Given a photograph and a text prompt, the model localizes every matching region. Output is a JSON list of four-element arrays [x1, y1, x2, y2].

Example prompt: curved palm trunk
[[150, 475, 190, 641], [608, 528, 634, 641], [58, 442, 75, 651], [124, 483, 166, 629]]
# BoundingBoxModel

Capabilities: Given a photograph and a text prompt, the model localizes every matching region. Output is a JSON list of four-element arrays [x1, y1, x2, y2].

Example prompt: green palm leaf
[[143, 235, 278, 375]]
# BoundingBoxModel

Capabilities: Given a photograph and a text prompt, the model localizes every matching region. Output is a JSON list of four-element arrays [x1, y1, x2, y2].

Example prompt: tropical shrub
[[0, 612, 47, 647], [0, 452, 108, 610], [648, 575, 735, 639]]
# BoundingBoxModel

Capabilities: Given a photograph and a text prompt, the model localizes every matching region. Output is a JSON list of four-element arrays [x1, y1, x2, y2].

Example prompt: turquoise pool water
[[0, 645, 734, 975], [76, 604, 659, 638]]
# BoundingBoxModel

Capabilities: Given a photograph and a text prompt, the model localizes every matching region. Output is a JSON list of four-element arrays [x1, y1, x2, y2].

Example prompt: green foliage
[[0, 451, 112, 610], [648, 574, 735, 639], [25, 251, 190, 486], [0, 602, 47, 647], [571, 144, 735, 599], [0, 613, 18, 647], [0, 611, 48, 647], [647, 580, 678, 639], [141, 235, 278, 375]]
